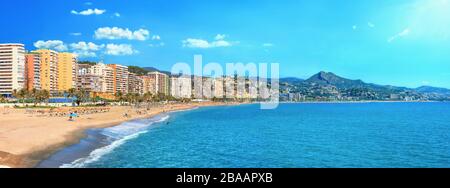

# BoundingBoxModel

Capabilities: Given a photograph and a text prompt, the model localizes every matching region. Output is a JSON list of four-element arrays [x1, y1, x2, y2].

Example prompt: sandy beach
[[0, 102, 234, 168]]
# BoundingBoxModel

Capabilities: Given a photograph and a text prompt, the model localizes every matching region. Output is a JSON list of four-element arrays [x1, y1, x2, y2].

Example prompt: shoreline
[[279, 100, 442, 104], [0, 102, 239, 168], [1, 101, 445, 168]]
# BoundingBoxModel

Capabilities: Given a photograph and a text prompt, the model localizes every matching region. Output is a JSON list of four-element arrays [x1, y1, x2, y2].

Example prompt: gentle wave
[[60, 115, 170, 168]]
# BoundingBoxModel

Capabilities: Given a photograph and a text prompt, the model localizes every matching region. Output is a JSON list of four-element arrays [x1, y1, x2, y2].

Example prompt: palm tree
[[115, 91, 124, 105], [13, 89, 28, 106], [143, 92, 154, 109], [125, 93, 137, 106], [75, 88, 90, 106], [38, 90, 50, 106], [67, 88, 77, 106], [30, 89, 38, 106]]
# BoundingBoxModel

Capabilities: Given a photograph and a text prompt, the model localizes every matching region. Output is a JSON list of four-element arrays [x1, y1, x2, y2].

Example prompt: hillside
[[280, 72, 450, 101]]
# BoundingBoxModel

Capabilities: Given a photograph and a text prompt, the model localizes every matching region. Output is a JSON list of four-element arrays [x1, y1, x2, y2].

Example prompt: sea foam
[[60, 115, 170, 168]]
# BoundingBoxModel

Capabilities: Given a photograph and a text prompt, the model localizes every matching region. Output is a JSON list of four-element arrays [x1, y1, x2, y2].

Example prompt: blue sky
[[1, 0, 450, 88]]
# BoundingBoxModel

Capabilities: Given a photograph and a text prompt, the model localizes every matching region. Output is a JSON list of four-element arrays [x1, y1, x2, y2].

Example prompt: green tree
[[0, 95, 5, 103], [13, 89, 29, 106], [37, 90, 51, 106], [115, 91, 124, 105]]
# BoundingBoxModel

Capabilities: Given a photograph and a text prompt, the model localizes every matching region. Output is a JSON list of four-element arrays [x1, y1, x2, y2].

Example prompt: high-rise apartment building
[[34, 49, 58, 93], [171, 76, 192, 98], [128, 73, 144, 95], [147, 71, 169, 95], [24, 52, 41, 91], [57, 52, 77, 91], [108, 64, 129, 94], [91, 62, 114, 93], [0, 43, 25, 96], [76, 64, 103, 93]]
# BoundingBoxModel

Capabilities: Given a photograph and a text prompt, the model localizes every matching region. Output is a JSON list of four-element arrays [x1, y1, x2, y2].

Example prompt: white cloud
[[368, 22, 375, 28], [152, 35, 161, 40], [105, 44, 137, 56], [94, 27, 150, 41], [70, 42, 104, 51], [263, 43, 274, 47], [182, 34, 234, 48], [34, 40, 68, 51], [70, 32, 82, 36], [388, 28, 411, 43], [84, 2, 93, 6], [215, 34, 226, 40], [114, 12, 121, 17], [70, 42, 105, 58], [71, 8, 106, 16]]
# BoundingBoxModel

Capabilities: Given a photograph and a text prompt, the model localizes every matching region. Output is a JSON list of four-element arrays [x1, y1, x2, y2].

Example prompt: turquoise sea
[[38, 102, 450, 168]]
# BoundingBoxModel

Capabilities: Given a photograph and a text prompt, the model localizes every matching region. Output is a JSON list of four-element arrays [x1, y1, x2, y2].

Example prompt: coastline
[[279, 100, 441, 104], [0, 101, 238, 168]]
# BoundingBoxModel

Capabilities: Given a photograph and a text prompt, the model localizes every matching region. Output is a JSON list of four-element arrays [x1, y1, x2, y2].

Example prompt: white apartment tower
[[0, 43, 25, 96], [92, 62, 114, 93]]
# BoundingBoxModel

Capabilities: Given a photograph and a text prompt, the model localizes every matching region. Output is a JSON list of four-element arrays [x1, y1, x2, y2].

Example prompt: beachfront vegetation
[[10, 89, 51, 106]]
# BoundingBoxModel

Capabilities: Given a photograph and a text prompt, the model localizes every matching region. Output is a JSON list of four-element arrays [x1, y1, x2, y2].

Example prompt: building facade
[[171, 76, 192, 98], [24, 52, 41, 91], [34, 49, 58, 93], [91, 62, 114, 93], [147, 71, 169, 95], [128, 73, 144, 95], [76, 64, 103, 93], [0, 43, 26, 96], [108, 64, 129, 94], [57, 52, 77, 91]]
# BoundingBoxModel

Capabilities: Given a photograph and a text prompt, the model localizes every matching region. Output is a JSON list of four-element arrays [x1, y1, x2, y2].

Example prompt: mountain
[[127, 66, 171, 76], [283, 71, 443, 101], [303, 71, 367, 89], [280, 77, 304, 85], [142, 67, 171, 75], [415, 86, 450, 95]]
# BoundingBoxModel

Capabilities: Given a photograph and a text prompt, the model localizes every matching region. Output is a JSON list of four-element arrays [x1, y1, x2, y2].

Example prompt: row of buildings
[[0, 43, 170, 99], [1, 43, 272, 101]]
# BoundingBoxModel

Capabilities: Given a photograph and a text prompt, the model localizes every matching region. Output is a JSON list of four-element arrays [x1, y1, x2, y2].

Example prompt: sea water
[[47, 102, 450, 168]]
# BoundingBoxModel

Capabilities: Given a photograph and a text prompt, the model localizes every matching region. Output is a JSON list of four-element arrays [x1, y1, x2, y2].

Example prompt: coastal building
[[57, 52, 77, 91], [128, 72, 144, 95], [147, 71, 169, 95], [170, 76, 192, 98], [141, 75, 155, 94], [223, 76, 235, 99], [213, 77, 224, 98], [34, 49, 58, 93], [91, 62, 114, 93], [108, 64, 129, 94], [192, 75, 204, 99], [0, 43, 26, 97], [76, 64, 103, 92], [24, 52, 41, 91]]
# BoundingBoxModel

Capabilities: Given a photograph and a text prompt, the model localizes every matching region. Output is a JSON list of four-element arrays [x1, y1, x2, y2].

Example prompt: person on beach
[[69, 111, 79, 121], [69, 112, 74, 121]]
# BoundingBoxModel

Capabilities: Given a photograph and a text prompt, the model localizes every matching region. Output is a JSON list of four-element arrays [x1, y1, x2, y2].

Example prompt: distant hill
[[280, 77, 304, 85], [128, 66, 171, 76], [415, 86, 450, 94], [142, 67, 171, 75], [303, 71, 367, 89], [280, 71, 450, 101]]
